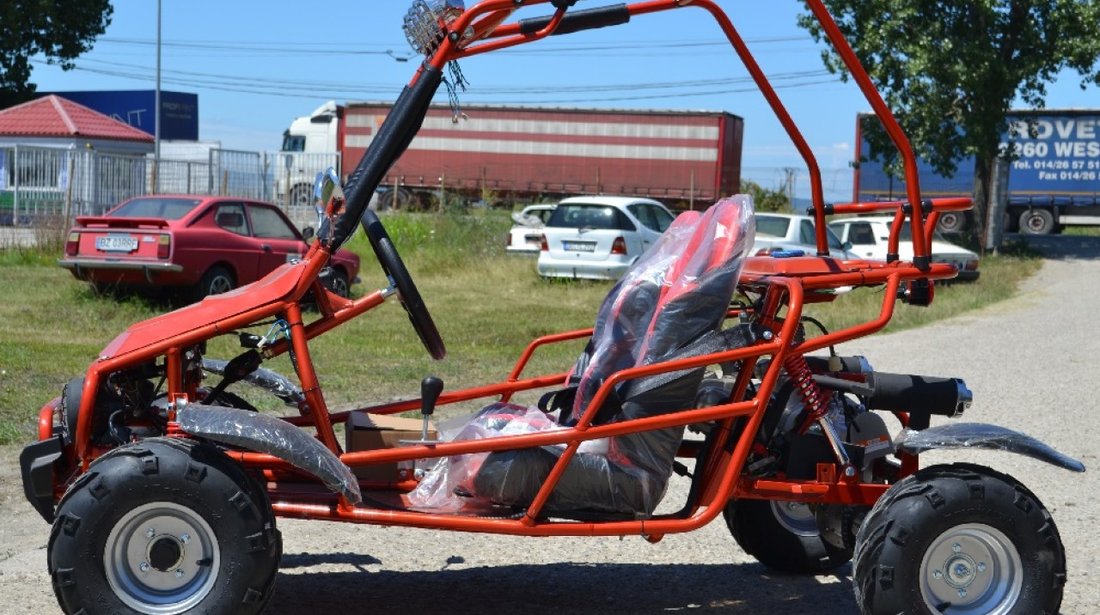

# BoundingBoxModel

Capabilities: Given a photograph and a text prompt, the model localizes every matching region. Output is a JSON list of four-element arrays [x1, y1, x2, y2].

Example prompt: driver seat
[[472, 195, 756, 515]]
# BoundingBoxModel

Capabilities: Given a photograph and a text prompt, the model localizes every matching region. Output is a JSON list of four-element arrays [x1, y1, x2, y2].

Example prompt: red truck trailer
[[285, 102, 742, 209]]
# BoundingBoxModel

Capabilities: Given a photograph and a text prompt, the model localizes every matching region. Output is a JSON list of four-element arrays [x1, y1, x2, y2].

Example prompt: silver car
[[537, 196, 675, 280]]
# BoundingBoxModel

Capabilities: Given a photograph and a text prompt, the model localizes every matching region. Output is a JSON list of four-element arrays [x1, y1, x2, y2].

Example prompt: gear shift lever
[[401, 375, 443, 445]]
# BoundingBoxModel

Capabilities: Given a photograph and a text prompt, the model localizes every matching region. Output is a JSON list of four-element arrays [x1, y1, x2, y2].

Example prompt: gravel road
[[2, 235, 1098, 614]]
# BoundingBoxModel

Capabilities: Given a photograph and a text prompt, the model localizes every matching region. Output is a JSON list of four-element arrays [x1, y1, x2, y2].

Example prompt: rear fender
[[895, 422, 1085, 472], [177, 404, 362, 503]]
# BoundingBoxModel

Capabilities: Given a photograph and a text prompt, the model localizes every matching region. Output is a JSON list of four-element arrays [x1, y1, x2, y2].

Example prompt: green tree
[[799, 1, 1100, 247], [742, 179, 791, 212], [0, 1, 113, 109]]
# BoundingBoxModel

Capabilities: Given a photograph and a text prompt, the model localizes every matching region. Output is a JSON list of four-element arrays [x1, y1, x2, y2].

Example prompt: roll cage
[[50, 0, 981, 537]]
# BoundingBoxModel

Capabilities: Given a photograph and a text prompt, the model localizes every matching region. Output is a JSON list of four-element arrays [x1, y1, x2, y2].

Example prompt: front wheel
[[48, 438, 281, 615], [853, 463, 1065, 615], [289, 183, 313, 209], [323, 268, 350, 298]]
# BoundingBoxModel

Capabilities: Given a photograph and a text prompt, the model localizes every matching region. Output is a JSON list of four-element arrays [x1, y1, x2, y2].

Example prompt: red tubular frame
[[53, 0, 974, 538]]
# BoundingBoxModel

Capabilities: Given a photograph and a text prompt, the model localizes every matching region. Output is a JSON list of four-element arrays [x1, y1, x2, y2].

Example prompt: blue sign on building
[[41, 90, 199, 141]]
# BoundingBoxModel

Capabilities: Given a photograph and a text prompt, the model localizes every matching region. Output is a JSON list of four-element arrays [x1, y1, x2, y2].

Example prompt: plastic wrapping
[[895, 422, 1085, 472], [202, 358, 306, 406], [177, 404, 362, 503], [408, 402, 564, 511], [412, 196, 755, 514]]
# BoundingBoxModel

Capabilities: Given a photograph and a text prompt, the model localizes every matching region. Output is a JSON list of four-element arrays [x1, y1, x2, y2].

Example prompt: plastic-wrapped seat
[[411, 196, 755, 514]]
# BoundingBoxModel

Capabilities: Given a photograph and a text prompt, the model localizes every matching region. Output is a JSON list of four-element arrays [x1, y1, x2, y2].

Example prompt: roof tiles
[[0, 95, 154, 142]]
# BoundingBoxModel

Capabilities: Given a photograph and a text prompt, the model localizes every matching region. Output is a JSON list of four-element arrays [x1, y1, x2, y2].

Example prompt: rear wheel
[[1018, 208, 1056, 235], [937, 211, 966, 234], [853, 463, 1065, 615], [193, 265, 235, 301], [376, 188, 420, 211], [724, 499, 852, 574], [48, 438, 281, 615]]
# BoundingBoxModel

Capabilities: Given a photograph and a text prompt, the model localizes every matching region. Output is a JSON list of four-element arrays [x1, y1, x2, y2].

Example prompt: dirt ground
[[2, 235, 1099, 614]]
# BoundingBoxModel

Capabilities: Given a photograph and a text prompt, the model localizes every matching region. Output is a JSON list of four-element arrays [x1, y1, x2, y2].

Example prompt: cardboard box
[[345, 412, 436, 482]]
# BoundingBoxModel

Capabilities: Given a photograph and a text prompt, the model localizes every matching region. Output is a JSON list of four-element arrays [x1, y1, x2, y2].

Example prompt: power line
[[63, 56, 832, 96], [40, 55, 831, 96], [95, 35, 809, 55], [32, 59, 843, 105]]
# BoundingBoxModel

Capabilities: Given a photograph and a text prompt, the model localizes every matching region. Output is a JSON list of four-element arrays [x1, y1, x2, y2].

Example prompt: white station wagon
[[537, 196, 675, 280]]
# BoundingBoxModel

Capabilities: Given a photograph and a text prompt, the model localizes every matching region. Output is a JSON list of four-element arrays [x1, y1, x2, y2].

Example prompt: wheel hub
[[104, 502, 220, 614], [942, 553, 977, 589], [148, 535, 185, 573], [769, 500, 819, 537], [919, 523, 1022, 614]]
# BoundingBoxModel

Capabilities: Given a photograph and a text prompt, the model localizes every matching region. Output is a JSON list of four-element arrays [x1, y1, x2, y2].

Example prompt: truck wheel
[[289, 183, 313, 209], [48, 438, 281, 615], [1018, 208, 1056, 235], [936, 211, 966, 234], [378, 188, 419, 211], [853, 463, 1065, 615], [723, 499, 852, 573]]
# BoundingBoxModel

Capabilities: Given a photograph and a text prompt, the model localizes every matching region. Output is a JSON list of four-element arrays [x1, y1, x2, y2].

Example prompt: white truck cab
[[278, 101, 342, 216]]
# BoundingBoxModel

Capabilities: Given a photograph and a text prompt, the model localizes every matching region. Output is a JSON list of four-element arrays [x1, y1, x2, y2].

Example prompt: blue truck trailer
[[854, 110, 1100, 234]]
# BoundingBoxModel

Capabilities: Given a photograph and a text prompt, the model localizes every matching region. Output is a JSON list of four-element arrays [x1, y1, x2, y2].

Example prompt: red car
[[59, 195, 360, 300]]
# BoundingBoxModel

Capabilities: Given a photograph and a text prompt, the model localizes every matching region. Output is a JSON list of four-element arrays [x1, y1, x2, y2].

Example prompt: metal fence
[[0, 145, 341, 233]]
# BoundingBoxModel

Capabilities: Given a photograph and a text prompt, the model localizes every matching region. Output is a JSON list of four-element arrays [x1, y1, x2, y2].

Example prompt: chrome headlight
[[404, 0, 466, 55]]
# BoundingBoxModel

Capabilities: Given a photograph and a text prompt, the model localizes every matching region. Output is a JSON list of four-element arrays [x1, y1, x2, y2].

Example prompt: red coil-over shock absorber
[[784, 351, 829, 434], [782, 324, 852, 469]]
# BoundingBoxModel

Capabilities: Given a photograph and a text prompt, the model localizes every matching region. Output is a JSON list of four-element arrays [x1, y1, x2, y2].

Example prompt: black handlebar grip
[[518, 3, 630, 36]]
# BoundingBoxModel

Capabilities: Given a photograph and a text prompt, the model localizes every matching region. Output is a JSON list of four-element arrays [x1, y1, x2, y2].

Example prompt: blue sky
[[26, 0, 1100, 202]]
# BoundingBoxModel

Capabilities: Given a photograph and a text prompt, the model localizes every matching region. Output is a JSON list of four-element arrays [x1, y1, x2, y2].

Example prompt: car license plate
[[95, 234, 138, 253], [563, 241, 596, 253]]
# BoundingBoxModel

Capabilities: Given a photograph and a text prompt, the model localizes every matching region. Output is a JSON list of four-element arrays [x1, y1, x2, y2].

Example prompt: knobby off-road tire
[[48, 437, 282, 615], [853, 463, 1065, 615], [724, 499, 852, 574]]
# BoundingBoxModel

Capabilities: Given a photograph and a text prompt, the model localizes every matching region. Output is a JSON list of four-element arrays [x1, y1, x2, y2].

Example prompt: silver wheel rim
[[208, 275, 233, 295], [770, 500, 818, 537], [104, 501, 220, 614], [939, 212, 960, 230], [919, 523, 1022, 614], [1024, 213, 1046, 232]]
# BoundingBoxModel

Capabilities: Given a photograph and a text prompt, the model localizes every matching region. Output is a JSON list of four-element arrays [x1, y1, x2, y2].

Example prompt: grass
[[1062, 226, 1100, 237], [0, 209, 1042, 444], [810, 244, 1041, 334]]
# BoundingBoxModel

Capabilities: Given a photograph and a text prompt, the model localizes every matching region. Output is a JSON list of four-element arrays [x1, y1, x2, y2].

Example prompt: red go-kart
[[20, 1, 1083, 613]]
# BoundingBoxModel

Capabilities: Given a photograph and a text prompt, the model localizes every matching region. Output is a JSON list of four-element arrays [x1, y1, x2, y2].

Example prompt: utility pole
[[782, 167, 797, 208], [154, 0, 162, 193]]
